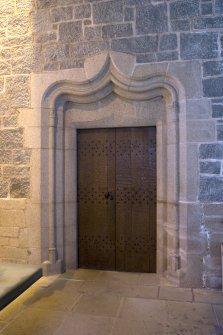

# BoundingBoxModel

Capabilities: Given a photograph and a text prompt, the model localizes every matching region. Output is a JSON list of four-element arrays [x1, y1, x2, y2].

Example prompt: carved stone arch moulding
[[39, 52, 187, 285]]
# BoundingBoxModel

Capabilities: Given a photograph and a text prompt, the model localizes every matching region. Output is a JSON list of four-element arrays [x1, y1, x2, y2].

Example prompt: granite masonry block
[[7, 13, 30, 36], [180, 33, 218, 60], [136, 4, 168, 34], [124, 0, 151, 5], [59, 21, 83, 42], [36, 0, 82, 9], [0, 150, 12, 164], [44, 62, 59, 71], [102, 23, 133, 39], [0, 180, 8, 198], [200, 161, 221, 175], [32, 11, 52, 33], [199, 143, 223, 159], [201, 3, 213, 15], [44, 44, 69, 62], [93, 1, 123, 24], [0, 0, 14, 15], [136, 54, 157, 63], [84, 20, 92, 26], [3, 166, 30, 176], [0, 62, 11, 76], [215, 0, 223, 15], [203, 60, 223, 77], [124, 7, 134, 21], [212, 105, 223, 118], [74, 4, 91, 19], [203, 77, 223, 97], [212, 98, 223, 104], [51, 7, 73, 23], [0, 129, 23, 148], [35, 32, 57, 44], [6, 75, 30, 108], [199, 176, 223, 202], [0, 78, 4, 92], [60, 59, 84, 70], [217, 125, 223, 141], [70, 41, 109, 58], [156, 51, 178, 62], [170, 0, 199, 19], [3, 115, 18, 127], [13, 150, 31, 165], [10, 177, 30, 198], [159, 34, 177, 51], [84, 27, 102, 41], [193, 17, 223, 29], [0, 99, 9, 116], [111, 36, 158, 54], [171, 19, 190, 31]]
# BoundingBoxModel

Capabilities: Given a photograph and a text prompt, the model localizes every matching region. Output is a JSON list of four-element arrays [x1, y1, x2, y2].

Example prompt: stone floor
[[0, 269, 223, 335]]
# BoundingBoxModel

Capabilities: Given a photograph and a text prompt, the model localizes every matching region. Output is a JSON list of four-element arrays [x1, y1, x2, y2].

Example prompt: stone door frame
[[31, 52, 192, 285]]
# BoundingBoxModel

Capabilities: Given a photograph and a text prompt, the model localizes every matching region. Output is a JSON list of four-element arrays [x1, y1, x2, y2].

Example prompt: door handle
[[104, 192, 113, 200]]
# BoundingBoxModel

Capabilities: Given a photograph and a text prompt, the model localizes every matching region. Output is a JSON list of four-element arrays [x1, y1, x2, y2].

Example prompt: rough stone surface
[[217, 125, 223, 141], [93, 1, 123, 24], [136, 4, 168, 34], [201, 3, 213, 15], [203, 77, 223, 97], [112, 36, 158, 54], [51, 7, 73, 23], [159, 34, 177, 51], [70, 41, 109, 58], [216, 0, 223, 15], [180, 33, 218, 60], [171, 19, 190, 31], [0, 129, 23, 148], [102, 23, 133, 39], [199, 144, 223, 159], [59, 21, 83, 42], [0, 179, 9, 198], [10, 177, 30, 198], [199, 176, 223, 202], [124, 7, 134, 21], [6, 76, 30, 107], [212, 105, 223, 118], [13, 150, 31, 165], [170, 0, 199, 19], [44, 44, 69, 62], [193, 17, 223, 29], [84, 27, 102, 41], [200, 162, 221, 175], [203, 60, 223, 77], [74, 4, 91, 19]]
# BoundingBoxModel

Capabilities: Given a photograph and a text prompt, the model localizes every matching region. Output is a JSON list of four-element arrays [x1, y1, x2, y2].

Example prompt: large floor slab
[[0, 269, 222, 335]]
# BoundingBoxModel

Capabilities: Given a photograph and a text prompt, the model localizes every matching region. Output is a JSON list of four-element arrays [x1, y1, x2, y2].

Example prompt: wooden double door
[[77, 127, 156, 273]]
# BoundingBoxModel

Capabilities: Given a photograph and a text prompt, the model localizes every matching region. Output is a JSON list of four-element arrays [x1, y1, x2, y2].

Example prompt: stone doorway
[[37, 52, 191, 286]]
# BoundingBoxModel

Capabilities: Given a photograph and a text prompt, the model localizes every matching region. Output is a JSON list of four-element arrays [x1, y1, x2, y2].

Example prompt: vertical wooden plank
[[115, 128, 132, 271], [116, 127, 156, 273], [77, 129, 116, 270]]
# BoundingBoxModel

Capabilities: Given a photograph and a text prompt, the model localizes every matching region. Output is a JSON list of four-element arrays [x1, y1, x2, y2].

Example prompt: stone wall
[[0, 0, 222, 287]]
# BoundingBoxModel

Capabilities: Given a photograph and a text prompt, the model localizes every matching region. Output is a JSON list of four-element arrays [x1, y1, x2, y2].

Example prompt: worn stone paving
[[0, 269, 222, 335]]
